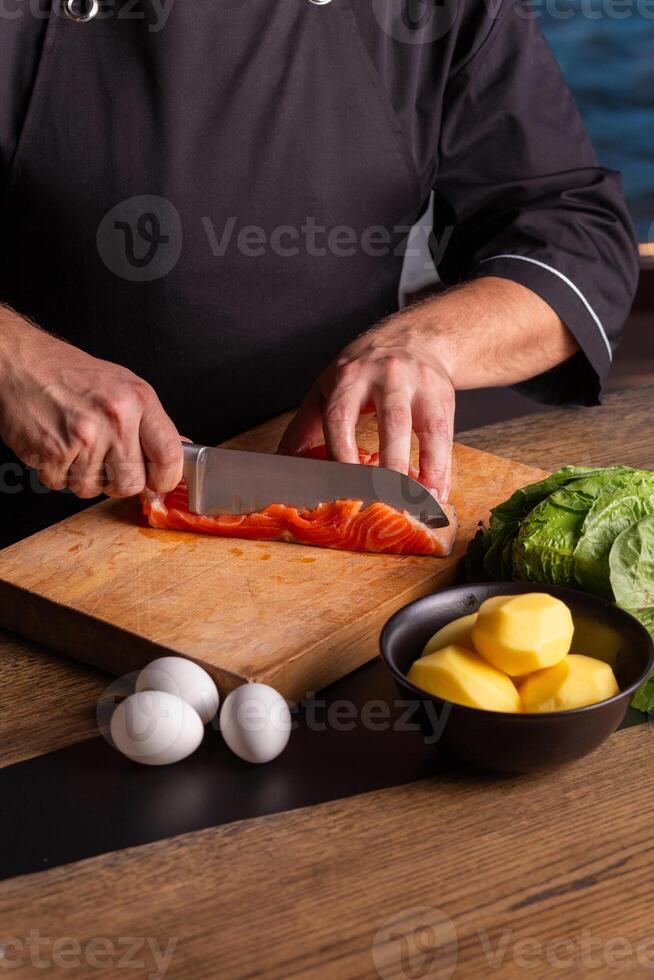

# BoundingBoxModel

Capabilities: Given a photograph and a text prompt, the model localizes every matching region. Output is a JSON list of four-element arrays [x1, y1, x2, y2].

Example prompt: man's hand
[[0, 307, 183, 499], [279, 278, 579, 501], [279, 321, 456, 501]]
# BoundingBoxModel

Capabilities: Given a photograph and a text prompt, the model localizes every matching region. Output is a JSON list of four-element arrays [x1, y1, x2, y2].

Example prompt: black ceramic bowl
[[380, 582, 654, 773]]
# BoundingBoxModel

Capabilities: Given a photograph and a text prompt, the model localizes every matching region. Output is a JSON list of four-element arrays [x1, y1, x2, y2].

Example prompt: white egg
[[220, 683, 291, 764], [110, 691, 204, 765], [135, 656, 219, 724]]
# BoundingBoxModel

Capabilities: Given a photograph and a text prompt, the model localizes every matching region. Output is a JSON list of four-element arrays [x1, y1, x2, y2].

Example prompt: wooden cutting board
[[0, 414, 545, 701]]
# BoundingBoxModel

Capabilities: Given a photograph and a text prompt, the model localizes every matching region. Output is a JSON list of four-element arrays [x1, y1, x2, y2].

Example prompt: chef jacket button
[[307, 0, 333, 5], [63, 0, 100, 22]]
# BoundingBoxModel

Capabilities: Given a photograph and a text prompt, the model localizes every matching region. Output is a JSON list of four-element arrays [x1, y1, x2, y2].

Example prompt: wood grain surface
[[2, 385, 654, 980], [459, 384, 654, 472], [0, 414, 544, 702], [1, 724, 653, 979], [0, 384, 652, 768], [0, 631, 106, 768]]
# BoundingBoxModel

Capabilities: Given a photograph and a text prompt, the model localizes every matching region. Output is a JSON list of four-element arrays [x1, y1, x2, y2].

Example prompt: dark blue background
[[542, 6, 654, 241]]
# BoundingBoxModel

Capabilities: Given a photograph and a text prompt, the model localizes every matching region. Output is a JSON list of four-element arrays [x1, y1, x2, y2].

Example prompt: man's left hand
[[278, 317, 455, 501]]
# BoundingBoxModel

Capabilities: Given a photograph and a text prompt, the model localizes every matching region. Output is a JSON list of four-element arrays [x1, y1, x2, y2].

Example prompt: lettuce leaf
[[610, 514, 654, 611], [510, 468, 638, 586], [609, 515, 654, 710], [574, 479, 654, 598], [482, 466, 607, 580]]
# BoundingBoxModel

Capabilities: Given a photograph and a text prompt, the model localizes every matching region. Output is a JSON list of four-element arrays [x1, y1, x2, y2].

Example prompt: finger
[[67, 435, 110, 500], [443, 452, 453, 504], [31, 436, 77, 492], [139, 398, 183, 493], [375, 390, 413, 475], [104, 427, 147, 498], [38, 450, 77, 492], [278, 387, 324, 456], [412, 396, 454, 501], [322, 385, 366, 465], [37, 465, 69, 492], [441, 400, 455, 501]]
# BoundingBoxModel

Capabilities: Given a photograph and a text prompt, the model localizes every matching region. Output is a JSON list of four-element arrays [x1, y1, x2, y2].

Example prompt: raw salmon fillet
[[142, 446, 457, 557]]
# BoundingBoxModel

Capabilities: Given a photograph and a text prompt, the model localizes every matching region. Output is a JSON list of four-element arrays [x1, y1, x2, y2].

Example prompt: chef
[[0, 0, 638, 548]]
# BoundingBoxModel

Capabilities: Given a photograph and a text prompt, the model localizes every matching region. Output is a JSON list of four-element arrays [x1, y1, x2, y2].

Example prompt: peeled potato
[[517, 658, 571, 711], [422, 613, 478, 657], [518, 654, 619, 713], [421, 599, 509, 657], [408, 643, 522, 713], [472, 593, 574, 677]]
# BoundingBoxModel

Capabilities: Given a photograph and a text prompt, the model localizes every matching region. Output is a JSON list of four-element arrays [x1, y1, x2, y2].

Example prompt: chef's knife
[[182, 443, 449, 528]]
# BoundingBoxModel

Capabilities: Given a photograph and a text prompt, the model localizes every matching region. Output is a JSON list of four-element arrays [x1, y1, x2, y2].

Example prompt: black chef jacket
[[0, 0, 640, 544]]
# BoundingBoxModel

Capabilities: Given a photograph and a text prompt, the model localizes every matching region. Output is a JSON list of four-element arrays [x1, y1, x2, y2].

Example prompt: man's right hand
[[0, 307, 183, 499]]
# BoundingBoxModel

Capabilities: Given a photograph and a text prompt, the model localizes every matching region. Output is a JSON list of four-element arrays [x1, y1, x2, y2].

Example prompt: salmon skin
[[142, 446, 457, 557]]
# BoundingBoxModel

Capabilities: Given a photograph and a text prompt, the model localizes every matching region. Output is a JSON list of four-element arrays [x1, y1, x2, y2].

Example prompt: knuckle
[[151, 440, 182, 468], [335, 360, 360, 385], [39, 438, 68, 467], [132, 379, 155, 406], [441, 385, 455, 409], [324, 403, 355, 427], [380, 403, 411, 428], [38, 472, 64, 492], [97, 388, 144, 433], [384, 457, 408, 473], [106, 462, 146, 498], [98, 377, 152, 419], [108, 481, 146, 499], [419, 415, 450, 440], [417, 361, 436, 383], [98, 393, 131, 424], [75, 484, 102, 500], [69, 416, 99, 451], [67, 462, 104, 498], [381, 355, 406, 381], [421, 475, 442, 494]]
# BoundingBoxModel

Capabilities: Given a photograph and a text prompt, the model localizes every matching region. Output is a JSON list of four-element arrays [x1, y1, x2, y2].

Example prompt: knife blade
[[182, 444, 449, 528]]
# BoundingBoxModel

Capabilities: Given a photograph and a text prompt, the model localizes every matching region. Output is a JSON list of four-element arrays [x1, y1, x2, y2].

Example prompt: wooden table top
[[2, 383, 654, 979]]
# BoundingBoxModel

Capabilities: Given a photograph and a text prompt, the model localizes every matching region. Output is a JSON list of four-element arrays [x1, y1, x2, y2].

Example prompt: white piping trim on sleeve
[[477, 253, 613, 362]]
